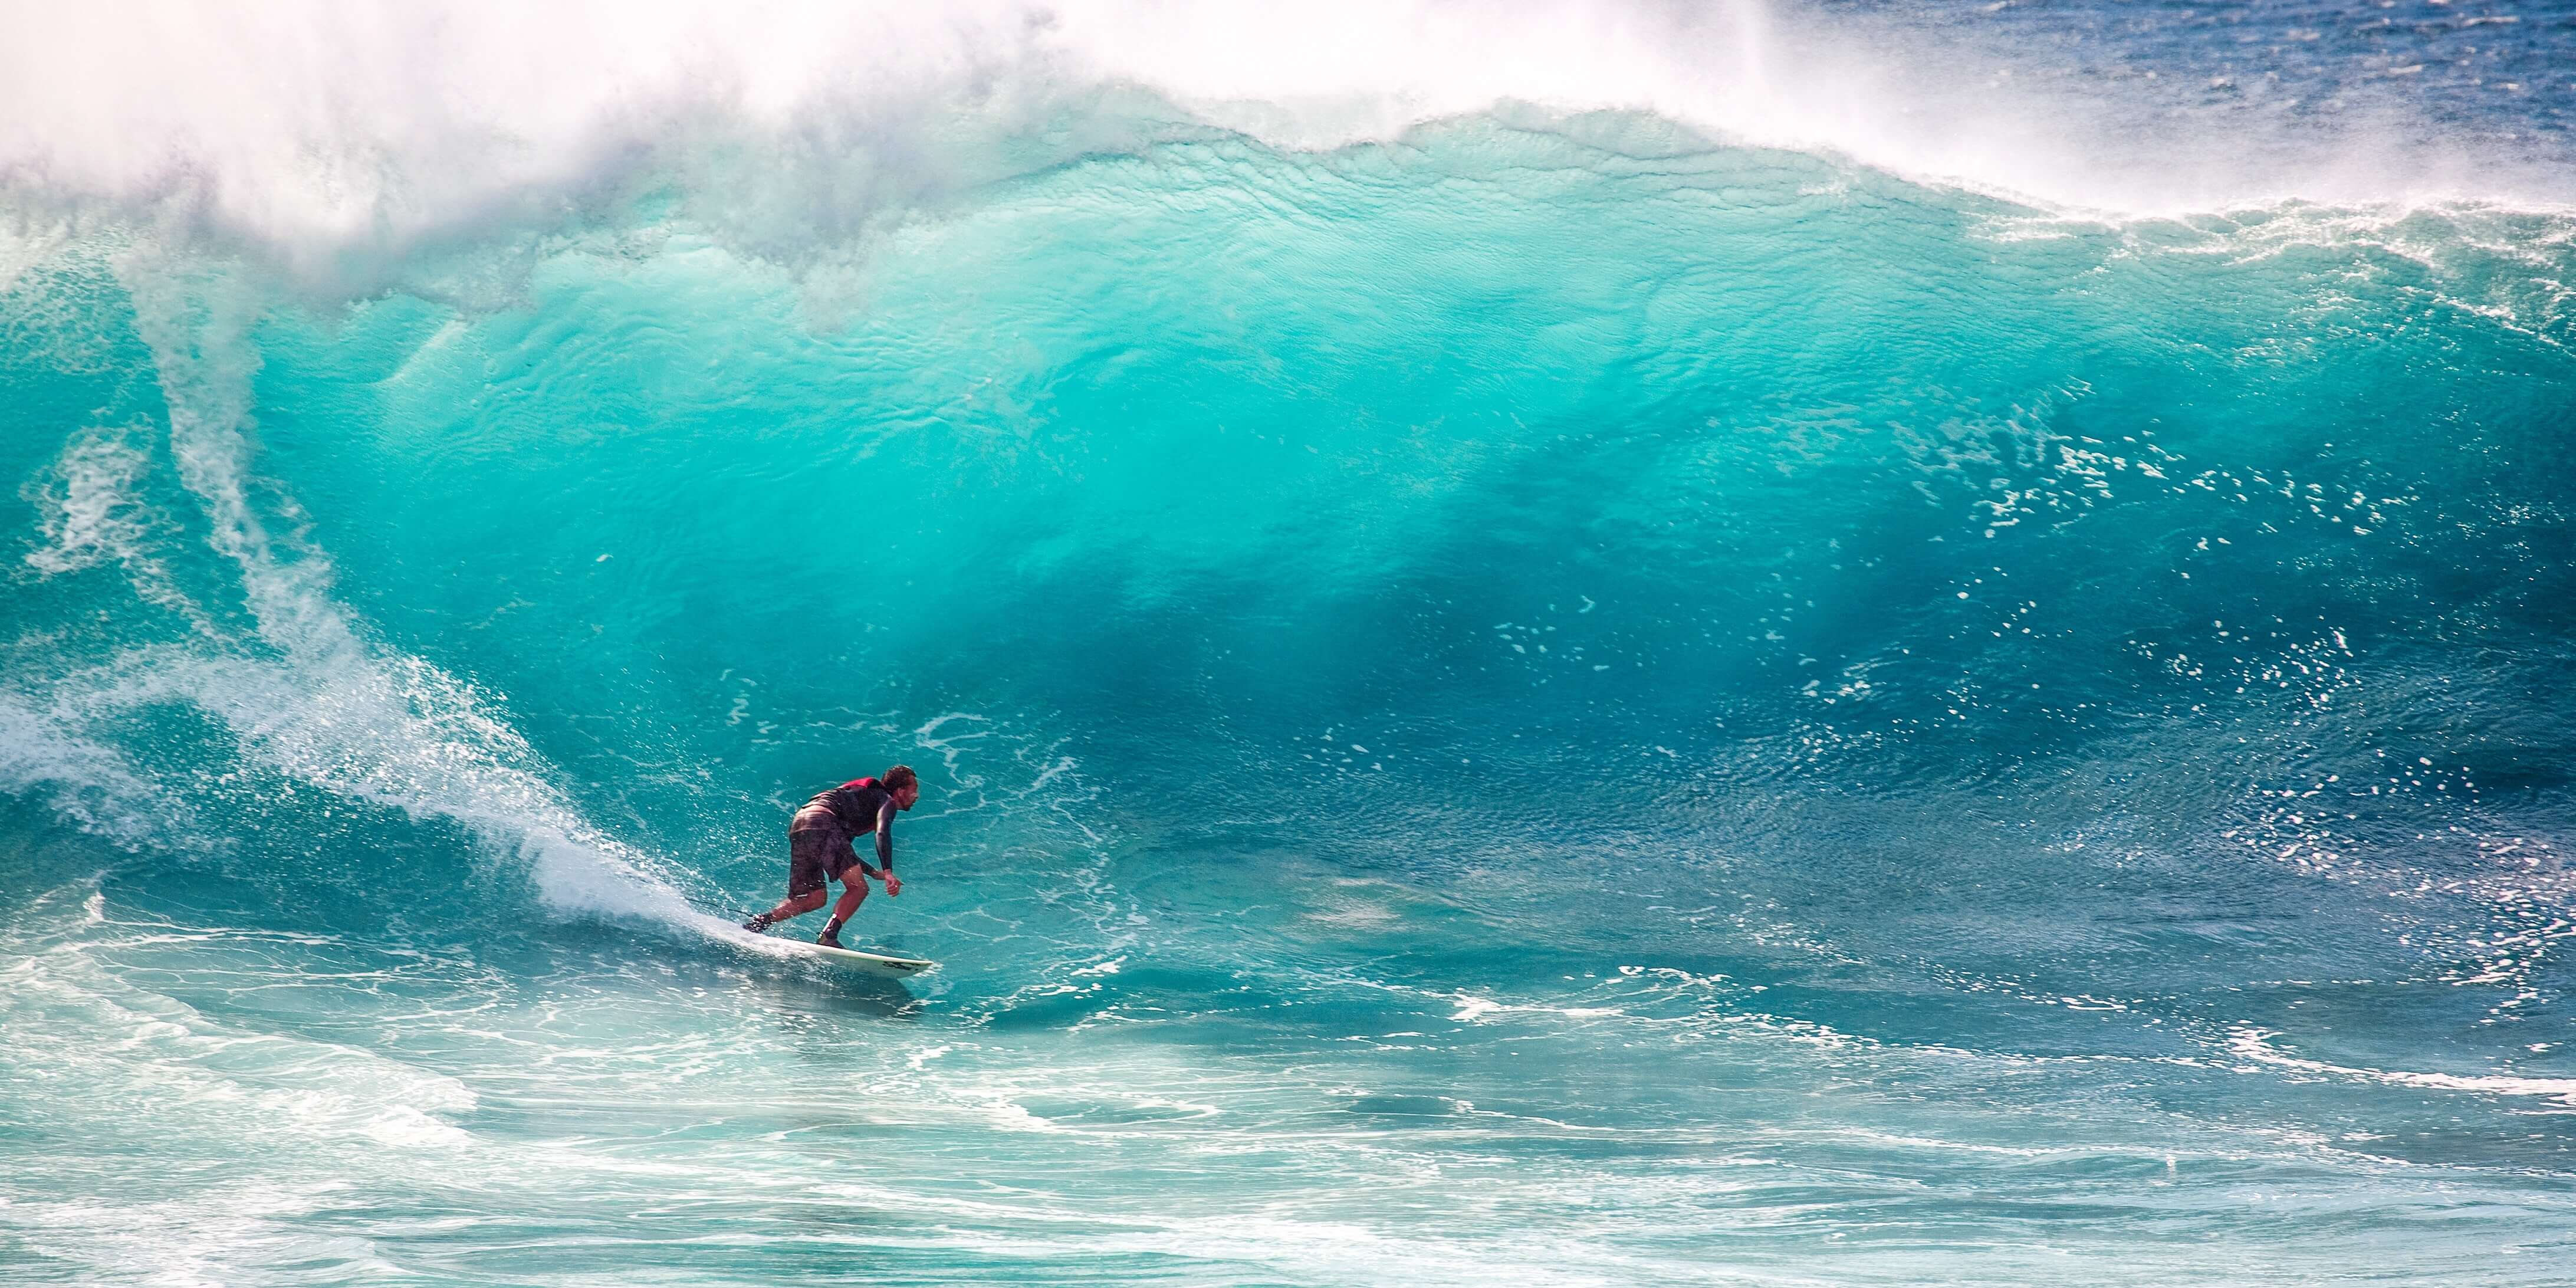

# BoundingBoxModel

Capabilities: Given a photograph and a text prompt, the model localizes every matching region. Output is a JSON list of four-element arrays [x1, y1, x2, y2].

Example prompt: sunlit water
[[4, 2, 2574, 1283]]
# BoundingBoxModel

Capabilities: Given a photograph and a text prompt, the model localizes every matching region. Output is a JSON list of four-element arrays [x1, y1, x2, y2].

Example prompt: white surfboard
[[767, 937, 935, 977]]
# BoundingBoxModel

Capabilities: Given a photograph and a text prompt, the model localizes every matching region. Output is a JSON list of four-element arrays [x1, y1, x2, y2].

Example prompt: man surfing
[[742, 764, 918, 948]]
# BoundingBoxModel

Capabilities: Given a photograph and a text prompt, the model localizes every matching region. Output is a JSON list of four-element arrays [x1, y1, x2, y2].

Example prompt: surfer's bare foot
[[816, 922, 846, 949]]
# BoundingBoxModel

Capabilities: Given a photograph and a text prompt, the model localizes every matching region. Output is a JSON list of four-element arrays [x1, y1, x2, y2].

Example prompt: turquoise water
[[6, 4, 2576, 1283]]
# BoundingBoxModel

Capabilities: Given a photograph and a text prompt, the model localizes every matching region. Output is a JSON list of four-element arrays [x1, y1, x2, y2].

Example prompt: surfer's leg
[[746, 888, 826, 931], [829, 880, 868, 920], [747, 830, 838, 931], [816, 885, 868, 946], [816, 855, 868, 947]]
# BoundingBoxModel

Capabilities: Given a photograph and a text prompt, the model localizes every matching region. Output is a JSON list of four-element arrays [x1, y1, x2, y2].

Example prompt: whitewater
[[4, 1, 2573, 1283]]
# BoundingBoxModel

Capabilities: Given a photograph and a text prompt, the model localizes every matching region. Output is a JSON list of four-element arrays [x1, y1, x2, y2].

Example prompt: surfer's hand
[[882, 873, 902, 897]]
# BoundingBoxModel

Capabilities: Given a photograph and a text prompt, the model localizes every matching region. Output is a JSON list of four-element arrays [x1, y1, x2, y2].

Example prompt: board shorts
[[787, 812, 860, 898]]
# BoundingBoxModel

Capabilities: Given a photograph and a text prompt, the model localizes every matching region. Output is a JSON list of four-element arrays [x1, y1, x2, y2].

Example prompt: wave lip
[[5, 0, 2571, 282]]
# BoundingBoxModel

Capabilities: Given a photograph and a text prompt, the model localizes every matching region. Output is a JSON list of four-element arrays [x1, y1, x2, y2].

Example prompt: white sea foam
[[1, 1, 2560, 285], [21, 422, 211, 627], [23, 426, 154, 577], [1, 924, 481, 1145], [2228, 1027, 2576, 1105], [0, 692, 198, 849]]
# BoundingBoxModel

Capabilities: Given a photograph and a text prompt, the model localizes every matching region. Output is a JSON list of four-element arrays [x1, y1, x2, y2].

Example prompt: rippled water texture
[[4, 2, 2574, 1283]]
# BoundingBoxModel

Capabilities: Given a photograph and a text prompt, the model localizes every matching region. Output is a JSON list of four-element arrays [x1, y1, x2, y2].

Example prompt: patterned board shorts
[[787, 823, 859, 897]]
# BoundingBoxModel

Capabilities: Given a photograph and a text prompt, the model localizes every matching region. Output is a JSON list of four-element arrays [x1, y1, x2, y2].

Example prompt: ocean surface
[[4, 2, 2574, 1283]]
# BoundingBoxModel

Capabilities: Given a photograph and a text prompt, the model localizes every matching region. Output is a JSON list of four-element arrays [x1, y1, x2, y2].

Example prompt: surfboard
[[766, 937, 935, 977]]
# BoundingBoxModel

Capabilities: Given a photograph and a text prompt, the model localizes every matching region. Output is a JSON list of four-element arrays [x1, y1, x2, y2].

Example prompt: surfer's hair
[[883, 764, 918, 792]]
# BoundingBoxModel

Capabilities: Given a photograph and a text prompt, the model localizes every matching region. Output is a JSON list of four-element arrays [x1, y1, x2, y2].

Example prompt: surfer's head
[[883, 764, 920, 809]]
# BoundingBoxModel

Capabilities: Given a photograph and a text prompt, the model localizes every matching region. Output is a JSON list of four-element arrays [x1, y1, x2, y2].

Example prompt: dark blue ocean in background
[[4, 2, 2574, 1282]]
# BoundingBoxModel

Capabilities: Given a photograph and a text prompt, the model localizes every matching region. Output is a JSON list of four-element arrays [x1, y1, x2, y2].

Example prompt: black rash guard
[[795, 778, 898, 874]]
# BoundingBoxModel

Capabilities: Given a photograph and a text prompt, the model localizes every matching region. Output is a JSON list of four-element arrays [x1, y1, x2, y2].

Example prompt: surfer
[[742, 765, 918, 948]]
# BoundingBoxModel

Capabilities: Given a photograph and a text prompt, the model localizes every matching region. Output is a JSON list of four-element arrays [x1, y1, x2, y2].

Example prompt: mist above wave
[[3, 0, 2566, 291]]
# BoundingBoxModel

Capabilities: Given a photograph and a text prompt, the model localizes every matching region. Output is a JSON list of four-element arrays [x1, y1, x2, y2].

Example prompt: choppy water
[[5, 2, 2575, 1283]]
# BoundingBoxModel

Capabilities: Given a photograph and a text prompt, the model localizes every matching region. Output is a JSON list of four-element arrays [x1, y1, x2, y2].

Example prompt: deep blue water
[[4, 2, 2575, 1283]]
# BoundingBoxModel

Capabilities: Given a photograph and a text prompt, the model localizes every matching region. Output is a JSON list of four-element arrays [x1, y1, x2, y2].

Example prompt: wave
[[0, 83, 2564, 1126], [6, 117, 2573, 916]]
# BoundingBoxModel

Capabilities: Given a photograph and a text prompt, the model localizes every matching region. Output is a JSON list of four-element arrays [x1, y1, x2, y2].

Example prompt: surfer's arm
[[870, 797, 901, 895]]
